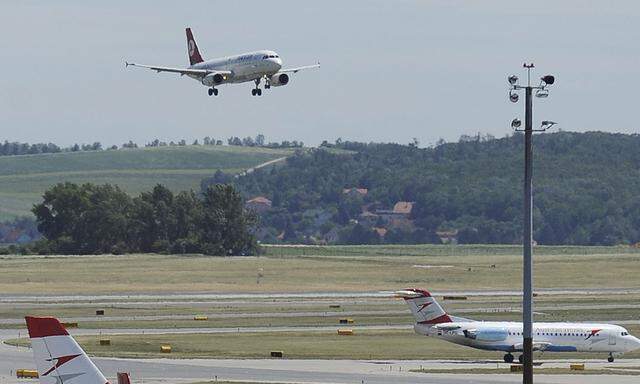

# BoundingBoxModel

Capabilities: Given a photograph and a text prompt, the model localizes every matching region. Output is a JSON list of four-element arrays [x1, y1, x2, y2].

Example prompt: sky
[[0, 1, 638, 147]]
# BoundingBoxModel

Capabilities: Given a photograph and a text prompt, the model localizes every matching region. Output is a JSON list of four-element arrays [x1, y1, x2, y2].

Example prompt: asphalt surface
[[2, 329, 640, 384], [3, 287, 640, 304]]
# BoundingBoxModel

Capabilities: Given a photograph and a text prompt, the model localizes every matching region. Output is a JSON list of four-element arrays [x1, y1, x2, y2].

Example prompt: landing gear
[[265, 78, 271, 89], [208, 88, 218, 96], [251, 78, 263, 96], [503, 353, 514, 363], [518, 354, 525, 364], [608, 354, 615, 363]]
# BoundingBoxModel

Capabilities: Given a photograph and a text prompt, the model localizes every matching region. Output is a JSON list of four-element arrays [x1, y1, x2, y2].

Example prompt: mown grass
[[0, 248, 639, 295], [0, 146, 291, 220], [7, 325, 640, 360]]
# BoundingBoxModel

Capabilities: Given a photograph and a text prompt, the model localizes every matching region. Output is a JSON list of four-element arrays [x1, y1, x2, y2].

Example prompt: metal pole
[[523, 85, 534, 384]]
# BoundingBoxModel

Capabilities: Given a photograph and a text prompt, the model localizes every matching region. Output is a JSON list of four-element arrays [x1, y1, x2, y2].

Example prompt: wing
[[280, 62, 320, 74], [125, 62, 231, 78]]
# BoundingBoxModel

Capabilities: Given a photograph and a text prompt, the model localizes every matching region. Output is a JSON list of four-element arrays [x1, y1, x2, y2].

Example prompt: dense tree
[[32, 182, 258, 255]]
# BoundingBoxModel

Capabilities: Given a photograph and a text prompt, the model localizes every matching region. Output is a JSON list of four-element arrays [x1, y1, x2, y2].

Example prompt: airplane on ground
[[25, 316, 123, 384], [126, 28, 319, 97], [396, 288, 640, 363]]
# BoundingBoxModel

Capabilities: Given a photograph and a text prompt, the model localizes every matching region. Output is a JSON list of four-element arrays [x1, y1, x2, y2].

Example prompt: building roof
[[393, 201, 414, 214], [373, 227, 388, 237], [343, 187, 368, 195], [247, 196, 272, 205]]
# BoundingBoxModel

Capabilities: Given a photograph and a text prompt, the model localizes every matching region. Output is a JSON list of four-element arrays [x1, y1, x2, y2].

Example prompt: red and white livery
[[396, 289, 640, 363], [25, 316, 109, 384], [126, 27, 319, 97]]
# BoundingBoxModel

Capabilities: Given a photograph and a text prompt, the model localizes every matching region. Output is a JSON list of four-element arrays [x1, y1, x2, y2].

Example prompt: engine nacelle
[[269, 73, 290, 87], [202, 73, 225, 87]]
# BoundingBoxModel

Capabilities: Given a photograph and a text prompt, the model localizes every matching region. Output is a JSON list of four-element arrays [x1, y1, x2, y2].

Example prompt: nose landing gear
[[208, 88, 218, 96]]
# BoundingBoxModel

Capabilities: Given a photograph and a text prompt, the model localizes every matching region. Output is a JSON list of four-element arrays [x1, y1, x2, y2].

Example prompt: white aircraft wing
[[125, 62, 231, 78], [280, 63, 320, 73]]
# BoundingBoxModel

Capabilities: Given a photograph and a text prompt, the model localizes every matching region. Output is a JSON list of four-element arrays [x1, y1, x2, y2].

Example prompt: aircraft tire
[[208, 88, 214, 96], [257, 89, 262, 96], [518, 354, 524, 364], [251, 89, 256, 96], [504, 353, 514, 363], [213, 88, 219, 96], [608, 356, 614, 363]]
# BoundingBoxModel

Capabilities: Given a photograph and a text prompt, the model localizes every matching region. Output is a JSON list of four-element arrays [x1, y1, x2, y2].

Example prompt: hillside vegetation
[[222, 131, 640, 246], [0, 145, 290, 220]]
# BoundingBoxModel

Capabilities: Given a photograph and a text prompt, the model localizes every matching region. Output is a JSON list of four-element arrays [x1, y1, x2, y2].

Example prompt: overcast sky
[[1, 1, 638, 147]]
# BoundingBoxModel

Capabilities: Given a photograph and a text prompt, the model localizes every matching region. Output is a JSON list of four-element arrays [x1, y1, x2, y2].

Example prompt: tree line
[[1, 134, 304, 157], [26, 183, 257, 255], [211, 131, 640, 246]]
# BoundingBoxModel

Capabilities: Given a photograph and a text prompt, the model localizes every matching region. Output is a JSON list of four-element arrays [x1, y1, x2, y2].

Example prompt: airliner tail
[[186, 27, 204, 65], [25, 316, 109, 384]]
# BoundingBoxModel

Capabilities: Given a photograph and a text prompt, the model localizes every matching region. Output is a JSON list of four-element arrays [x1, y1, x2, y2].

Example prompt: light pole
[[508, 63, 556, 384]]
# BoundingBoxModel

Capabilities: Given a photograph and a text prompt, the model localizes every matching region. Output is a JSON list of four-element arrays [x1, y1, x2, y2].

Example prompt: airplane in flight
[[396, 288, 640, 363], [126, 28, 319, 97]]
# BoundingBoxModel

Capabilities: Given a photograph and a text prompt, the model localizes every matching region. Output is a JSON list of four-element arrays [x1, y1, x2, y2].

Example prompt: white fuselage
[[188, 50, 282, 84], [415, 321, 640, 354]]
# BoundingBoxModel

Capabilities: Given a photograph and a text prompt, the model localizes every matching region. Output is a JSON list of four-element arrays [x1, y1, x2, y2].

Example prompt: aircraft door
[[609, 330, 616, 346]]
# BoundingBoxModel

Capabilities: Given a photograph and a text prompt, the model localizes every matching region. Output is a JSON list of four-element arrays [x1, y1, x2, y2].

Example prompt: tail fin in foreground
[[25, 316, 109, 384], [186, 27, 204, 65], [395, 289, 453, 325]]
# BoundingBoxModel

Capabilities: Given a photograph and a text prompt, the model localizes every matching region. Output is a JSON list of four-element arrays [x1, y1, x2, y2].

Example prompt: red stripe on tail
[[25, 316, 69, 338], [418, 314, 452, 325]]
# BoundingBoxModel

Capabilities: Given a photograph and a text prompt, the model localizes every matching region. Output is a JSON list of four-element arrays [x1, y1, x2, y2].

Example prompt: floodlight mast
[[508, 63, 555, 384]]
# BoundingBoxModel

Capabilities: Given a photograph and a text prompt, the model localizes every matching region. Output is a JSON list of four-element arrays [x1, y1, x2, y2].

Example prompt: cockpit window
[[622, 332, 629, 336]]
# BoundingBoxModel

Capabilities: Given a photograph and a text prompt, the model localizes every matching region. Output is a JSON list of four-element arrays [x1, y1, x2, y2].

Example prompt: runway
[[3, 287, 640, 304], [1, 330, 639, 384]]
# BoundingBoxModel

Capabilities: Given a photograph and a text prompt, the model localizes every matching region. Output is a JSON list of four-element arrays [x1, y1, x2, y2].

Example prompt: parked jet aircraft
[[126, 28, 319, 97], [396, 289, 640, 363], [26, 316, 111, 384]]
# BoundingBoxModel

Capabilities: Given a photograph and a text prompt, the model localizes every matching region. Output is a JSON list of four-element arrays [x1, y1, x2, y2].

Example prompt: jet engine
[[269, 73, 290, 87], [202, 73, 225, 87]]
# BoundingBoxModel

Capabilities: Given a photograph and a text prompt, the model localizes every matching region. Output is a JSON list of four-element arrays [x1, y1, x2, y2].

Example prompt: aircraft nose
[[629, 336, 640, 351]]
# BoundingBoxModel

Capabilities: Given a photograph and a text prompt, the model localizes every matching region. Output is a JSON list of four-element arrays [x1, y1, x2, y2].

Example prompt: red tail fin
[[117, 372, 131, 384], [186, 28, 204, 65]]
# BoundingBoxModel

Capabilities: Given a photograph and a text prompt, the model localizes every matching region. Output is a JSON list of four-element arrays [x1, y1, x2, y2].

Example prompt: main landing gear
[[208, 88, 219, 96], [503, 353, 514, 363], [251, 78, 263, 96], [608, 353, 615, 363]]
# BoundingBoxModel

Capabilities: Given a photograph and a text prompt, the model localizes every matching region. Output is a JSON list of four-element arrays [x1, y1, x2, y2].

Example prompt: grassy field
[[2, 246, 640, 361], [0, 145, 291, 220], [0, 246, 639, 295], [8, 326, 640, 360]]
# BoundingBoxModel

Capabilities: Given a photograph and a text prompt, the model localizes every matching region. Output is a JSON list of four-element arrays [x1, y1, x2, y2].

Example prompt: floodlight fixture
[[541, 120, 557, 129], [535, 89, 549, 98], [511, 118, 522, 128], [541, 75, 555, 85], [509, 91, 519, 103]]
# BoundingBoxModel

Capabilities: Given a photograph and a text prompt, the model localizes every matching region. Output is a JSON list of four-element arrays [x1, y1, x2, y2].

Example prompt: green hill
[[221, 132, 640, 246], [0, 145, 291, 220]]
